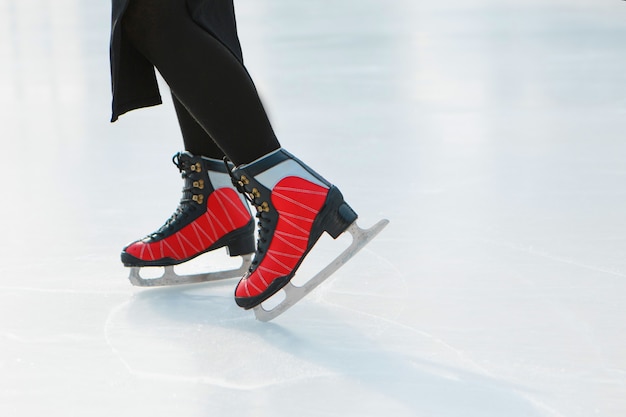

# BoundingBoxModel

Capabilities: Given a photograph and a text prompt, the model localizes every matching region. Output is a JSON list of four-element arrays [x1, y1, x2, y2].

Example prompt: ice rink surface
[[1, 0, 625, 416]]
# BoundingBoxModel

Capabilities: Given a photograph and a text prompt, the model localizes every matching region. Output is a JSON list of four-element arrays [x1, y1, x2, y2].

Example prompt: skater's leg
[[119, 0, 388, 311], [119, 0, 258, 274], [122, 0, 280, 165], [172, 92, 224, 160]]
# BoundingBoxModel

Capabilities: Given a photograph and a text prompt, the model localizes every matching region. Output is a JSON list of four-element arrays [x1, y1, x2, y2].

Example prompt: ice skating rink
[[1, 0, 625, 416]]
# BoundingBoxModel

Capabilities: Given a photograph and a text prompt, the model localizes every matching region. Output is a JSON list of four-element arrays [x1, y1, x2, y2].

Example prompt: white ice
[[1, 0, 625, 416]]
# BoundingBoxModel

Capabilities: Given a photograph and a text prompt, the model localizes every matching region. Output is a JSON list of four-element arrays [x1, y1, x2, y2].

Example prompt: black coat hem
[[110, 0, 243, 122], [110, 95, 163, 123]]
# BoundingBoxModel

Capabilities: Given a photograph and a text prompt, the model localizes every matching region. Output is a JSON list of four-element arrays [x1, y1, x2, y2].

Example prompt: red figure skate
[[228, 149, 389, 321], [122, 152, 255, 286]]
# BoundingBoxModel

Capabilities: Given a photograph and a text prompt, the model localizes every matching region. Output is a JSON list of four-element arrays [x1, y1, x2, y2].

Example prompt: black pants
[[122, 0, 280, 165]]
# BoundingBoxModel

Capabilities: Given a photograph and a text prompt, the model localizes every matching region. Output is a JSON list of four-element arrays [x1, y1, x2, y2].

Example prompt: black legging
[[122, 0, 280, 165]]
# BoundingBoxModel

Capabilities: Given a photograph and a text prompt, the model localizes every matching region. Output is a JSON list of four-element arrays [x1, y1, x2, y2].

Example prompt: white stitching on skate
[[203, 212, 218, 240], [176, 234, 188, 258], [266, 252, 292, 271], [267, 250, 301, 259], [256, 269, 269, 287], [178, 232, 199, 255], [224, 190, 249, 218], [191, 222, 205, 247], [279, 211, 314, 223], [163, 239, 180, 260], [215, 191, 235, 229], [275, 230, 308, 243], [197, 213, 216, 242], [274, 185, 327, 196], [273, 233, 306, 255], [272, 191, 319, 214], [207, 210, 227, 235], [248, 279, 263, 294], [277, 215, 309, 235], [259, 265, 287, 277]]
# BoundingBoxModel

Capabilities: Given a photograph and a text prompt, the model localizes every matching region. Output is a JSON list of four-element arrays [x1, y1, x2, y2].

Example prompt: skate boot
[[122, 152, 255, 286], [229, 148, 389, 320]]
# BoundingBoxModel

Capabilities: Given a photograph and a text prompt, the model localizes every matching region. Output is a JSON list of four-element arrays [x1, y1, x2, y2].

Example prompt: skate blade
[[253, 218, 390, 322], [128, 254, 253, 287]]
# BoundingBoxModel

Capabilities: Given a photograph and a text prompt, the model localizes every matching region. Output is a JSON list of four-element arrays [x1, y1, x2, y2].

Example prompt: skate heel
[[324, 187, 358, 239], [226, 235, 255, 257], [226, 225, 256, 256]]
